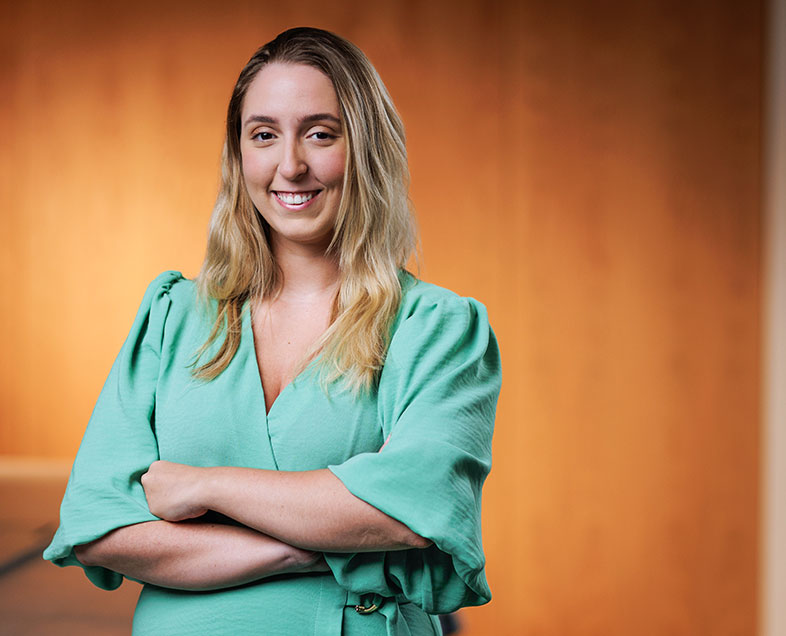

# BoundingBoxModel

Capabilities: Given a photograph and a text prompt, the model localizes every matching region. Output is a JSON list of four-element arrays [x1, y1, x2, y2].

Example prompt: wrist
[[198, 466, 222, 514], [280, 545, 327, 573]]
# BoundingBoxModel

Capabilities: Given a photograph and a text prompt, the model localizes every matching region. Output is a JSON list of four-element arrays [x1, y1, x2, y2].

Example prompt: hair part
[[193, 27, 417, 391]]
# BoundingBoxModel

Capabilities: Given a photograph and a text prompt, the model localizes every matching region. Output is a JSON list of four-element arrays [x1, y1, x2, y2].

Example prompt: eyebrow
[[243, 113, 342, 128]]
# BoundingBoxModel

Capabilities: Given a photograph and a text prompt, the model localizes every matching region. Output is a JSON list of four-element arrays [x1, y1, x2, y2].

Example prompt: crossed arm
[[74, 461, 430, 591]]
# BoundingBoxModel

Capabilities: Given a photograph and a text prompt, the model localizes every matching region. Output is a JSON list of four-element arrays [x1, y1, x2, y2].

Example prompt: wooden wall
[[0, 1, 762, 634]]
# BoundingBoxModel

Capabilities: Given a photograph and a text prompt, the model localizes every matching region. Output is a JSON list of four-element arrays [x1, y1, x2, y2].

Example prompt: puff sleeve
[[326, 290, 501, 613], [43, 271, 183, 590]]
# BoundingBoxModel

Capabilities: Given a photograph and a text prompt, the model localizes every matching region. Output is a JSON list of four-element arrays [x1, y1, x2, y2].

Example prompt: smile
[[273, 191, 320, 206]]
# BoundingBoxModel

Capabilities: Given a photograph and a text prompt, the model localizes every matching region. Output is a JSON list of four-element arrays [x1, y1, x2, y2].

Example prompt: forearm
[[143, 462, 431, 552], [73, 519, 324, 591], [197, 467, 429, 552]]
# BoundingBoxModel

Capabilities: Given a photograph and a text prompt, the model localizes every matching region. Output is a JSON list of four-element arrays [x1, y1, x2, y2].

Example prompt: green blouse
[[44, 270, 501, 636]]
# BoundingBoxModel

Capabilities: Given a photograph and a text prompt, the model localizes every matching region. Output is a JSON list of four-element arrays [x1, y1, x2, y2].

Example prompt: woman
[[44, 27, 501, 635]]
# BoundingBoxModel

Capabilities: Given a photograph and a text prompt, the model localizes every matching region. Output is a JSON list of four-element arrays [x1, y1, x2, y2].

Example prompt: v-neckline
[[243, 300, 318, 417]]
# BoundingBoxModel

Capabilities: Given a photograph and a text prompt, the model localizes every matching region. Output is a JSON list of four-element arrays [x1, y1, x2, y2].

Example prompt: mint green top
[[44, 270, 501, 636]]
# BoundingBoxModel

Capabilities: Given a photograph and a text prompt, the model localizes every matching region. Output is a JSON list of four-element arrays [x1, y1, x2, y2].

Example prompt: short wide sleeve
[[327, 284, 501, 613], [43, 271, 183, 590]]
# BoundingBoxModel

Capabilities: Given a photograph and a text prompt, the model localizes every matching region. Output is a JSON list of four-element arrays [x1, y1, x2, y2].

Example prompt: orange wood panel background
[[0, 1, 762, 634]]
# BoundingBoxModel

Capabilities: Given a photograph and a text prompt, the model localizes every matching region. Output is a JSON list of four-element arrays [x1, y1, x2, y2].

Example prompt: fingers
[[141, 461, 209, 522]]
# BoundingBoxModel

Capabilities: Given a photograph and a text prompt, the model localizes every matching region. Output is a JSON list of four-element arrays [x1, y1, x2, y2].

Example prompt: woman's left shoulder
[[395, 270, 492, 327]]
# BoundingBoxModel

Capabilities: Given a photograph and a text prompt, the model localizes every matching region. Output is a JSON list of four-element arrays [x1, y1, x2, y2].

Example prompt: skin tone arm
[[74, 519, 328, 591], [141, 460, 432, 552], [75, 461, 427, 589]]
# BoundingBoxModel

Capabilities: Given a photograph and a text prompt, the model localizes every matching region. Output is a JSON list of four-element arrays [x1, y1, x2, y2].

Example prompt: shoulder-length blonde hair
[[194, 27, 416, 391]]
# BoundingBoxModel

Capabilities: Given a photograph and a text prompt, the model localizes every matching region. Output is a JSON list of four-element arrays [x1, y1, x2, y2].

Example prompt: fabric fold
[[327, 282, 501, 614]]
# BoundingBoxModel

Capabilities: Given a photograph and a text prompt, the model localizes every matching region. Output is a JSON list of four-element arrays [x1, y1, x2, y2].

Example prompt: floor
[[0, 467, 139, 635]]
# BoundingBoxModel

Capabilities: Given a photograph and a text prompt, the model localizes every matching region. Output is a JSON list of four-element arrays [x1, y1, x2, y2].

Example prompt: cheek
[[240, 150, 274, 187], [316, 149, 346, 187]]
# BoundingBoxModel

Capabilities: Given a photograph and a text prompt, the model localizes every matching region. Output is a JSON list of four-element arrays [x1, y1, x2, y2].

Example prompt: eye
[[252, 131, 274, 142], [309, 131, 336, 141]]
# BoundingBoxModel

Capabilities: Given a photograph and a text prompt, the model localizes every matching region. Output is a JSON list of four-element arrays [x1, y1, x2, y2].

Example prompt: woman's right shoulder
[[137, 270, 198, 310], [131, 271, 205, 338], [140, 270, 192, 300]]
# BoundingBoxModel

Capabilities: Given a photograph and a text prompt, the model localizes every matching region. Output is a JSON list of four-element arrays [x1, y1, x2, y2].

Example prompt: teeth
[[276, 191, 315, 205]]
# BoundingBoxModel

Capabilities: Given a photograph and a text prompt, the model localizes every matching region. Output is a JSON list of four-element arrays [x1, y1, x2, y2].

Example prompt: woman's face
[[240, 62, 346, 251]]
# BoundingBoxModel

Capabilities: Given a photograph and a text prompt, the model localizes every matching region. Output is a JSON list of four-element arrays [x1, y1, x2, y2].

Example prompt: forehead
[[242, 62, 340, 120]]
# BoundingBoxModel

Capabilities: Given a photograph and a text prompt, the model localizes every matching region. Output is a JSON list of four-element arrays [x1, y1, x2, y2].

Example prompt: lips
[[273, 190, 320, 206]]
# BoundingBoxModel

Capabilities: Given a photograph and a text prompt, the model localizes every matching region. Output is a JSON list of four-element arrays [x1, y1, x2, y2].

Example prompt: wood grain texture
[[0, 0, 761, 634]]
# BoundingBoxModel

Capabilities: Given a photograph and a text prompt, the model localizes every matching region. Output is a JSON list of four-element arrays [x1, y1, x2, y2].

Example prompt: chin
[[268, 225, 335, 250]]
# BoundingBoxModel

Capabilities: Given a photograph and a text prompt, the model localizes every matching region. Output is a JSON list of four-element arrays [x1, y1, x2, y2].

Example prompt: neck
[[269, 234, 341, 299]]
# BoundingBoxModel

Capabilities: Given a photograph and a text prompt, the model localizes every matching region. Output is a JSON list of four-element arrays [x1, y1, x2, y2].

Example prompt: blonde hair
[[194, 27, 416, 391]]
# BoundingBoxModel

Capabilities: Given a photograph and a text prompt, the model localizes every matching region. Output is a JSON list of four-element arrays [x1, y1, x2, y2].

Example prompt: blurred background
[[1, 0, 784, 634]]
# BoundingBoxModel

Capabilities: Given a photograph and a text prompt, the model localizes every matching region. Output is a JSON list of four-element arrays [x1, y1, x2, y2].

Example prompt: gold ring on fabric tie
[[354, 603, 379, 614]]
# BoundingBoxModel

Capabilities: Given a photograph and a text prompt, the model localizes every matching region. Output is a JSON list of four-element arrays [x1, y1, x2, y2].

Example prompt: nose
[[278, 138, 308, 181]]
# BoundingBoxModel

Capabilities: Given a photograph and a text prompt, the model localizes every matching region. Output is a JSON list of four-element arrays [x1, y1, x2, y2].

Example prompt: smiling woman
[[43, 27, 501, 636]]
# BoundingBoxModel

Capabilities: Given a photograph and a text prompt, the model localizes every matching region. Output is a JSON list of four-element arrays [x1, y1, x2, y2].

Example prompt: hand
[[299, 552, 330, 573], [141, 460, 209, 521]]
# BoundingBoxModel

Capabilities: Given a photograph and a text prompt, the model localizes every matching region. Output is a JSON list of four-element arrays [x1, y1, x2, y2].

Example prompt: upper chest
[[251, 296, 334, 411]]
